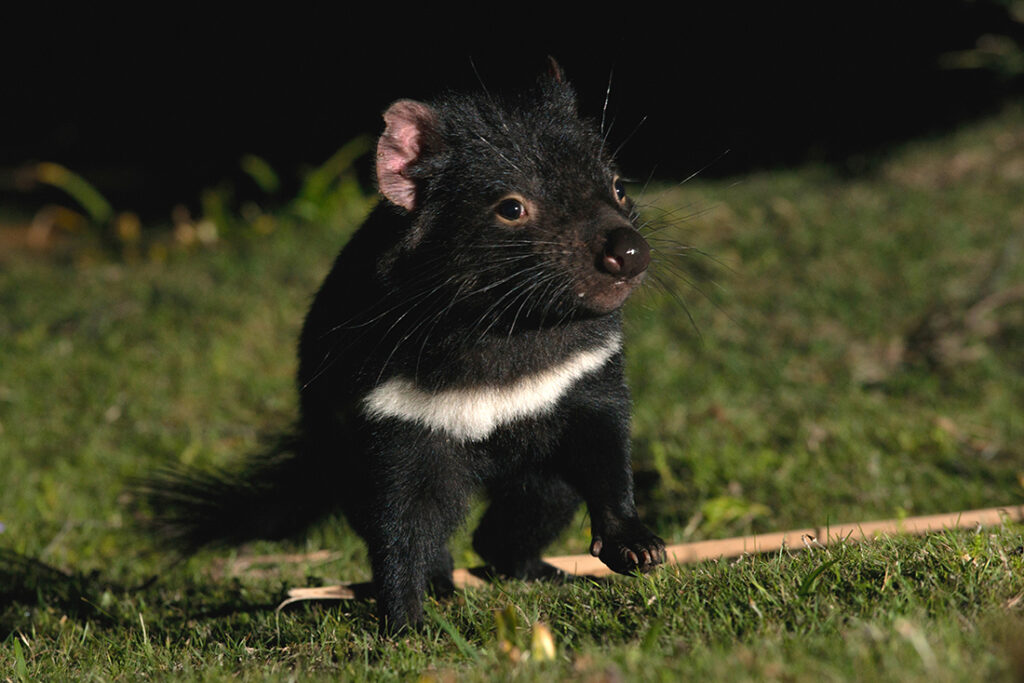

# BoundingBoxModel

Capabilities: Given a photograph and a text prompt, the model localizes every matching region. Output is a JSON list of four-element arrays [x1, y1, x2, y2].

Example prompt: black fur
[[145, 65, 666, 632]]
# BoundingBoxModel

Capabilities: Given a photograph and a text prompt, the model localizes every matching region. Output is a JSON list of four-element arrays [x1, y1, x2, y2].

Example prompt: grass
[[2, 102, 1023, 680]]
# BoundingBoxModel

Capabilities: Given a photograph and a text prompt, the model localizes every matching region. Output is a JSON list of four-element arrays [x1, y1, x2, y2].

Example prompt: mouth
[[575, 271, 647, 314]]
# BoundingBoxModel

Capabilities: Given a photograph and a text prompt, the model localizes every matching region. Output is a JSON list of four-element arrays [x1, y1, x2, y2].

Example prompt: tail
[[138, 432, 342, 552]]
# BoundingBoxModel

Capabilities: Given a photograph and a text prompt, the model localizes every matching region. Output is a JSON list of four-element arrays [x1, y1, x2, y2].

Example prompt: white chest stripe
[[361, 334, 622, 442]]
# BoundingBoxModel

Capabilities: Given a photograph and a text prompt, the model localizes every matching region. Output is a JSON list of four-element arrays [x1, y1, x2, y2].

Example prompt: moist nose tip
[[601, 227, 651, 278]]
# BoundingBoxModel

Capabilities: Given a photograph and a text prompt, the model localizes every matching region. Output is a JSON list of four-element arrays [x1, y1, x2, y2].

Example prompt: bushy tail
[[138, 433, 342, 552]]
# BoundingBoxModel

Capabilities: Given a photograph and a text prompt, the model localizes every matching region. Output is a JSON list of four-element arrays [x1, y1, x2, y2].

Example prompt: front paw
[[590, 524, 666, 574]]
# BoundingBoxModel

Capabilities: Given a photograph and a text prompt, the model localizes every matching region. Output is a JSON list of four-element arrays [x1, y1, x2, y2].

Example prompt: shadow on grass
[[0, 549, 284, 640]]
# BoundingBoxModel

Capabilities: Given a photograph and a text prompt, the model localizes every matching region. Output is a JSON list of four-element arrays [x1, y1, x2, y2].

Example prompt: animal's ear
[[376, 99, 438, 211], [546, 56, 566, 84], [541, 56, 577, 112]]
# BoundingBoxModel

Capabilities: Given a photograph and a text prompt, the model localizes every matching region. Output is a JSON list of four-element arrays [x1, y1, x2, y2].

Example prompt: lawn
[[1, 103, 1023, 680]]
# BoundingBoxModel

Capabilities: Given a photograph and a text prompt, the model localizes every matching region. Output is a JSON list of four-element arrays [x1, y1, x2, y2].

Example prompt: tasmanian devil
[[146, 61, 667, 632]]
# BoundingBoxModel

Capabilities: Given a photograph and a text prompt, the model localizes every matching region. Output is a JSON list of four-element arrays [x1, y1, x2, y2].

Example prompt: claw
[[592, 521, 666, 575]]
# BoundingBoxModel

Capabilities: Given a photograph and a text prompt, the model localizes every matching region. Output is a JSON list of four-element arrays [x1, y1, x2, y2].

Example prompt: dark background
[[3, 2, 1022, 224]]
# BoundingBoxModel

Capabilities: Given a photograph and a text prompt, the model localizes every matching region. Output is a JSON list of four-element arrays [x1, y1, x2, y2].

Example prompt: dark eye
[[495, 197, 527, 223], [613, 176, 627, 204]]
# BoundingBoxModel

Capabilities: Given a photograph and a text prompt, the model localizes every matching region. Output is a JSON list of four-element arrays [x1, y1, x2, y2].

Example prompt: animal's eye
[[613, 176, 627, 204], [495, 196, 528, 224]]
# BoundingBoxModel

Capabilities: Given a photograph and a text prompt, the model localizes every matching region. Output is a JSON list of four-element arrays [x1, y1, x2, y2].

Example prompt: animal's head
[[374, 62, 650, 326]]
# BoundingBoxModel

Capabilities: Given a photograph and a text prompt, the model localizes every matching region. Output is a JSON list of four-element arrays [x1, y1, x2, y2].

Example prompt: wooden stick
[[279, 504, 1024, 606]]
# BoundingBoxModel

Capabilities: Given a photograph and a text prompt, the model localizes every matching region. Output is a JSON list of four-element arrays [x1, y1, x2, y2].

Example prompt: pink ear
[[376, 100, 436, 211]]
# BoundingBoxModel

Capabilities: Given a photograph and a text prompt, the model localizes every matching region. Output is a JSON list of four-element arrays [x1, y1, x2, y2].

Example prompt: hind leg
[[472, 470, 581, 580], [426, 547, 455, 597]]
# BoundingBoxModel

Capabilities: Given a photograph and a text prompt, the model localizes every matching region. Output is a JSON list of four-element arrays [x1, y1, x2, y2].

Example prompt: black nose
[[601, 227, 651, 278]]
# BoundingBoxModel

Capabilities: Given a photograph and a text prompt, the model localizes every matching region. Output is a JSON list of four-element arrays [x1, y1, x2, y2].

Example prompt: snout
[[574, 223, 651, 315]]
